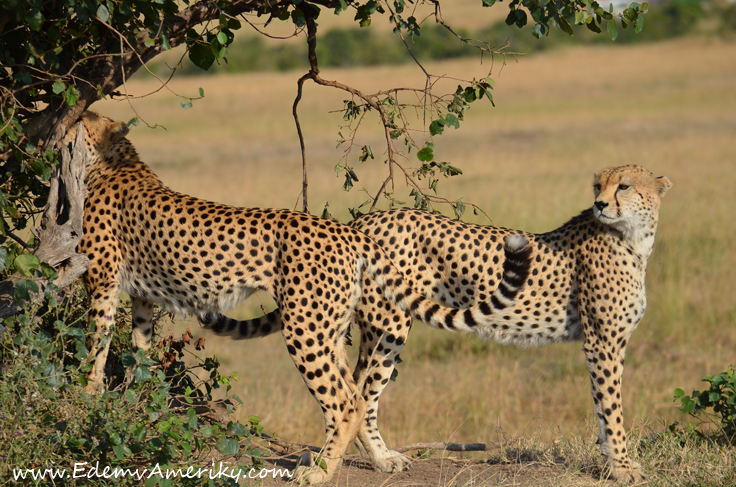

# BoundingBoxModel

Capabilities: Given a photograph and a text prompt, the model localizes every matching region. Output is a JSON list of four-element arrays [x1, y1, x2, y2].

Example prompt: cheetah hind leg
[[351, 297, 412, 473], [130, 297, 154, 352]]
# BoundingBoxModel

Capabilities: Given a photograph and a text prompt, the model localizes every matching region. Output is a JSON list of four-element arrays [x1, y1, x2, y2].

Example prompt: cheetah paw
[[294, 465, 329, 485], [611, 462, 648, 484], [371, 450, 412, 473]]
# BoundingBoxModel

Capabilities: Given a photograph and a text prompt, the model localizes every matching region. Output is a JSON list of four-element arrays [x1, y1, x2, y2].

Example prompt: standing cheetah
[[348, 165, 672, 482], [69, 112, 533, 484], [221, 165, 671, 482]]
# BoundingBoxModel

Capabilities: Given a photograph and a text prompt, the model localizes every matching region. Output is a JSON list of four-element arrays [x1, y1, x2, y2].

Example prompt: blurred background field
[[95, 9, 736, 455]]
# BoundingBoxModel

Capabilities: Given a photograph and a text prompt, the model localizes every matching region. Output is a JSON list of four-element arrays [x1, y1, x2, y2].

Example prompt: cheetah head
[[592, 165, 672, 242], [64, 112, 131, 176]]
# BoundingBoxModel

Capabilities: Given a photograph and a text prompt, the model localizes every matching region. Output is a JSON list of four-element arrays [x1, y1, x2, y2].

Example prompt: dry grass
[[95, 37, 736, 479]]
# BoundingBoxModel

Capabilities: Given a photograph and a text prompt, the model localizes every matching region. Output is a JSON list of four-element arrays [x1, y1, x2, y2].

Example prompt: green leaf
[[532, 23, 547, 38], [26, 9, 44, 30], [674, 388, 686, 399], [189, 42, 215, 70], [0, 247, 8, 272], [358, 146, 373, 163], [40, 263, 58, 281], [132, 425, 147, 442], [444, 114, 460, 129], [14, 279, 39, 304], [634, 14, 644, 33], [227, 422, 250, 437], [607, 20, 618, 41], [52, 80, 65, 94], [180, 102, 192, 110], [248, 415, 262, 425], [558, 16, 574, 36], [429, 119, 445, 136], [216, 437, 239, 456], [64, 85, 79, 106], [14, 253, 40, 276], [417, 143, 434, 162], [199, 87, 205, 97], [122, 353, 137, 367], [455, 201, 466, 218], [291, 9, 306, 27], [133, 365, 151, 382], [482, 0, 496, 5], [96, 5, 110, 22], [586, 19, 602, 33]]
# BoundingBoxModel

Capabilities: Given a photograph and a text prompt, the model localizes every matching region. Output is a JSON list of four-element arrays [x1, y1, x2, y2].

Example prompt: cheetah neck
[[607, 213, 660, 264], [86, 155, 162, 189]]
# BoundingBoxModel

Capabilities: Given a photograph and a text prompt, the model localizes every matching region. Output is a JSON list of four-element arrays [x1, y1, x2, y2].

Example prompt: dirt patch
[[252, 454, 607, 487]]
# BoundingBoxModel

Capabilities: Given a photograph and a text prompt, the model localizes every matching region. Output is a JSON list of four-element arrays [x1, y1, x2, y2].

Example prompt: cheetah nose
[[594, 201, 608, 211]]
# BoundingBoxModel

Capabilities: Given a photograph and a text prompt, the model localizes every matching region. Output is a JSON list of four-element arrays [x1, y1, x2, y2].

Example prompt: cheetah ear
[[108, 122, 129, 143], [654, 176, 672, 197]]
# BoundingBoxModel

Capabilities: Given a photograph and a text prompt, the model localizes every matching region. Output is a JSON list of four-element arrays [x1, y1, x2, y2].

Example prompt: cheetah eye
[[618, 184, 630, 191], [593, 184, 601, 191]]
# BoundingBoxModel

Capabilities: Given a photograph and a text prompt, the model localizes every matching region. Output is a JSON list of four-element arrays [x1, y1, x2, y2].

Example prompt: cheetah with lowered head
[[348, 165, 672, 482], [69, 112, 533, 484]]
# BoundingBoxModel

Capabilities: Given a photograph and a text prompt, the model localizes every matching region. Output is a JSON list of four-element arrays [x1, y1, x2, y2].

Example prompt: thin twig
[[6, 232, 31, 250], [252, 432, 522, 456], [292, 4, 322, 215], [293, 72, 311, 214], [393, 437, 523, 453]]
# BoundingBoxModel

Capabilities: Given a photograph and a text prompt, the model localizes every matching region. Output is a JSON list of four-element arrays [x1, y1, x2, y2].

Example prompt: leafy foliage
[[674, 366, 736, 443], [0, 286, 264, 485], [159, 0, 734, 77]]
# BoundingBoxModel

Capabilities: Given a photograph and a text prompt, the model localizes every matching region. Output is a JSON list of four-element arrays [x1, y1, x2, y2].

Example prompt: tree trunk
[[0, 122, 90, 318]]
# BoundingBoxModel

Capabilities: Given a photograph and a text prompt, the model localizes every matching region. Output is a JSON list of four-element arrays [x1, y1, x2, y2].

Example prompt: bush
[[0, 282, 266, 486], [674, 366, 736, 444]]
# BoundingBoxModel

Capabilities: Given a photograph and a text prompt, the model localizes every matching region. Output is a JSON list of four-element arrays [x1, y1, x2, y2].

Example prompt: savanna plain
[[95, 37, 736, 486]]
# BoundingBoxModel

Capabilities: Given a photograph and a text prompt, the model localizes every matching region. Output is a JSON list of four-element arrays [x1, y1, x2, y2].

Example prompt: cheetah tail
[[368, 235, 533, 334], [198, 309, 281, 339]]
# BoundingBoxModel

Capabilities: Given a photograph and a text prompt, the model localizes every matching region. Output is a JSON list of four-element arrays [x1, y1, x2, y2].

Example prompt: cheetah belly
[[118, 261, 257, 318]]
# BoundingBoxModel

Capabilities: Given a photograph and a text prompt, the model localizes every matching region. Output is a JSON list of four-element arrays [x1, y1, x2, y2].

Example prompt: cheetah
[[348, 165, 672, 482], [69, 112, 533, 484], [220, 165, 672, 482]]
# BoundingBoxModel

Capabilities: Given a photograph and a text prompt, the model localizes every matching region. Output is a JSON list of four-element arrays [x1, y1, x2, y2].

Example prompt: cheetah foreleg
[[84, 285, 119, 394], [584, 346, 647, 483]]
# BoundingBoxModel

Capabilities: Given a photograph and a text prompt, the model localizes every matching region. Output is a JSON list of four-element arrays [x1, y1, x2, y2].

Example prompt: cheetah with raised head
[[348, 165, 672, 482], [203, 166, 672, 479], [69, 112, 533, 484]]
